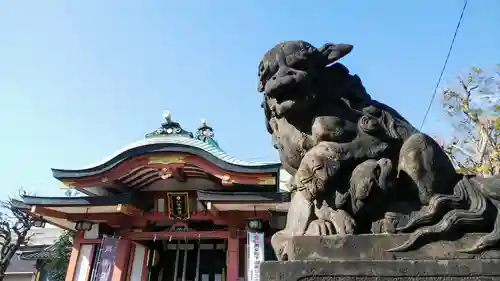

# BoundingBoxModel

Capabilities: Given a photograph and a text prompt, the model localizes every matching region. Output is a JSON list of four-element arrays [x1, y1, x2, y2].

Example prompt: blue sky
[[0, 1, 498, 198]]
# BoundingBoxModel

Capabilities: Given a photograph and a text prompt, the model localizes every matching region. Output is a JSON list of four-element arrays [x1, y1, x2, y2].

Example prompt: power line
[[419, 0, 469, 130]]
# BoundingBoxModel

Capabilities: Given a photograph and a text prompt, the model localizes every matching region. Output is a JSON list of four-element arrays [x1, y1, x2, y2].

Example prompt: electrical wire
[[419, 0, 469, 130]]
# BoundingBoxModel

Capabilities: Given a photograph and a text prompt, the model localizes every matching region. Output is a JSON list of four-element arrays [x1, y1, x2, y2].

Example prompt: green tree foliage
[[44, 230, 74, 281], [44, 190, 78, 281], [441, 64, 500, 176]]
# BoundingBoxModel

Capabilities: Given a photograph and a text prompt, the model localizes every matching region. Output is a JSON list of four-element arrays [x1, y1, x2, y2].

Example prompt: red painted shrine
[[18, 111, 290, 281]]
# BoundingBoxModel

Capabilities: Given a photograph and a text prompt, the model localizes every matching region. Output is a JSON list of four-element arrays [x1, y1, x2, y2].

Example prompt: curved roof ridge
[[75, 135, 278, 170]]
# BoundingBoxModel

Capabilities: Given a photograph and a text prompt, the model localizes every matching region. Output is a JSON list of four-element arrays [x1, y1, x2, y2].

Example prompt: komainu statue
[[257, 40, 500, 260]]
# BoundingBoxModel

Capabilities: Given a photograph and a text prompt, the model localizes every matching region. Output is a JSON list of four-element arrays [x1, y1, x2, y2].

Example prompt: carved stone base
[[286, 233, 500, 260], [261, 234, 500, 281], [262, 259, 500, 281]]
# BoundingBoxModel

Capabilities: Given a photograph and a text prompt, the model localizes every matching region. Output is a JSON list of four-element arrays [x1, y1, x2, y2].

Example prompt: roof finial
[[145, 110, 193, 138], [163, 110, 171, 123], [195, 119, 219, 148]]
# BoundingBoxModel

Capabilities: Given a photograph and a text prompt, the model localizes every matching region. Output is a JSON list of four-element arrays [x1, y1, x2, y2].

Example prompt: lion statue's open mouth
[[258, 41, 353, 120]]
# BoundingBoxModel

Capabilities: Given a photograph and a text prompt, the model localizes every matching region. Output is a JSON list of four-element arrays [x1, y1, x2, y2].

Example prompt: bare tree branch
[[0, 191, 36, 280]]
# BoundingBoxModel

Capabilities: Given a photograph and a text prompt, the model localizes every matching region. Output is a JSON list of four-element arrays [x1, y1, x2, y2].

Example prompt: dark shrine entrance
[[148, 239, 227, 281]]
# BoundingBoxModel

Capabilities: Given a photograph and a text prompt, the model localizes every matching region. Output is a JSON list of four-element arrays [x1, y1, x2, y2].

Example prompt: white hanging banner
[[246, 231, 264, 281]]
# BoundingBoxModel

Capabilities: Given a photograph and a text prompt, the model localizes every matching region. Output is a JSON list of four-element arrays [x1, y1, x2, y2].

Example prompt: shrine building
[[17, 111, 290, 281]]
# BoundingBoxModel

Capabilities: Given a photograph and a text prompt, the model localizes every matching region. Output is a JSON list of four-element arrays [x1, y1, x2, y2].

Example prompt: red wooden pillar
[[111, 239, 132, 281], [65, 232, 83, 281], [227, 227, 239, 281]]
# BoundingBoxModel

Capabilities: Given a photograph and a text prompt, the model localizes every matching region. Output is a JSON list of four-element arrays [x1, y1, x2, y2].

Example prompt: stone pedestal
[[261, 234, 500, 281]]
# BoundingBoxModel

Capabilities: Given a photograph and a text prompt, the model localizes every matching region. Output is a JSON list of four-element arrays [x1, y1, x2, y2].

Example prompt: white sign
[[246, 231, 264, 281]]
